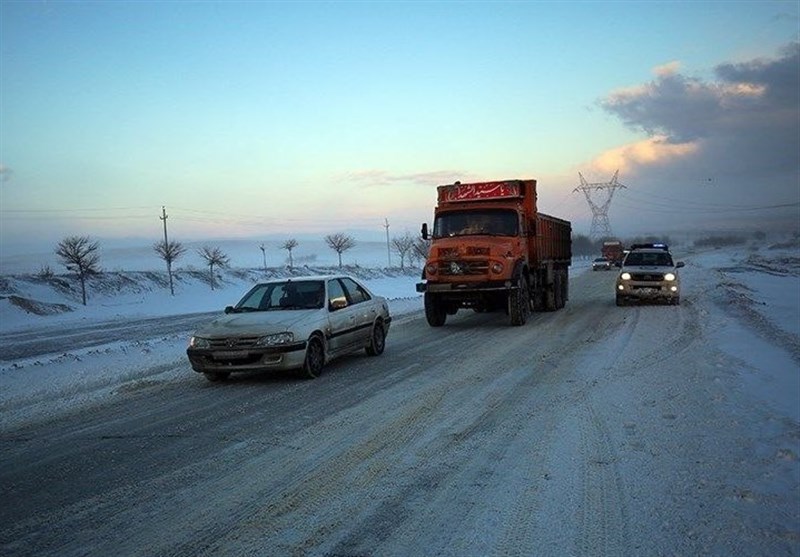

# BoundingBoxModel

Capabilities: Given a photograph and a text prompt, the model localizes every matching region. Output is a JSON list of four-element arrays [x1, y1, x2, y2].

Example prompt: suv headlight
[[255, 332, 294, 346], [620, 272, 632, 280], [664, 273, 676, 281], [189, 336, 211, 349]]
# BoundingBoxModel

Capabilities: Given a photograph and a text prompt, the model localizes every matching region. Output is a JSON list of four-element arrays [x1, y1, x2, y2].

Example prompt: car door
[[325, 278, 361, 355], [339, 277, 377, 345]]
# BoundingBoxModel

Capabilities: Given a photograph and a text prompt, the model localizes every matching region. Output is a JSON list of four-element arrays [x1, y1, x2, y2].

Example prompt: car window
[[340, 277, 371, 304], [237, 284, 270, 310], [327, 279, 348, 310], [291, 280, 325, 309], [236, 281, 325, 311]]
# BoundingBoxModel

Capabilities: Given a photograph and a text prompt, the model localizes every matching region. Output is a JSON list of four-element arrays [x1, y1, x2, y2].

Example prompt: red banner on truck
[[437, 181, 522, 203]]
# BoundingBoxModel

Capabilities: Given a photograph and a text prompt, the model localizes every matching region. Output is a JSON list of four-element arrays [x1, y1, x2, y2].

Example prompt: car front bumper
[[616, 282, 679, 299], [186, 341, 308, 374]]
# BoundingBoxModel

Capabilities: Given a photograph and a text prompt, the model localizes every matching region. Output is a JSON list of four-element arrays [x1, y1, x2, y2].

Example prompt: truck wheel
[[554, 271, 566, 309], [424, 293, 447, 327], [509, 278, 530, 326]]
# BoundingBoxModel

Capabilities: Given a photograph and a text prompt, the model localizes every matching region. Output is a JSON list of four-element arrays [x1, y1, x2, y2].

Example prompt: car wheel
[[300, 336, 325, 379], [672, 296, 680, 306], [365, 321, 386, 356], [615, 295, 625, 307], [204, 371, 230, 382]]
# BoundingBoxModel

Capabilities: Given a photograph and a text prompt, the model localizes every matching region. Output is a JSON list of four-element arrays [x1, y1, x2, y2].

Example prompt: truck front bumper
[[416, 280, 516, 293]]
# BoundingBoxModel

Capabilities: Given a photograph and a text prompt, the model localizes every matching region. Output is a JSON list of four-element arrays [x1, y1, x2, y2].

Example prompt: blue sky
[[1, 0, 798, 257]]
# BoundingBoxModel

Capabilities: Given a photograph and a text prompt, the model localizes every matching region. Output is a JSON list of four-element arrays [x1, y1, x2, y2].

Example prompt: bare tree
[[55, 235, 101, 305], [391, 232, 416, 269], [153, 239, 187, 296], [410, 236, 430, 267], [281, 238, 299, 269], [197, 245, 229, 290], [324, 233, 356, 268]]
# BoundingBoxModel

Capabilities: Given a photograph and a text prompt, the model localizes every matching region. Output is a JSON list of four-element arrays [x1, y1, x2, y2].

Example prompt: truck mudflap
[[418, 280, 516, 293]]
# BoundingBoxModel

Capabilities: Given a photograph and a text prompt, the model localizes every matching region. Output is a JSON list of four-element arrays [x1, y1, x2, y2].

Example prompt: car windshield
[[233, 280, 325, 312], [433, 209, 518, 238], [624, 252, 674, 266]]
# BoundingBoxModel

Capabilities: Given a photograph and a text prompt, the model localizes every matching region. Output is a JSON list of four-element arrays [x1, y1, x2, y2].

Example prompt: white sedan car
[[187, 275, 391, 381]]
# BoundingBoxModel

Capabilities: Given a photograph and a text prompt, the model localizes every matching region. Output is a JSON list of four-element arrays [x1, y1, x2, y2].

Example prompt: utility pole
[[160, 206, 169, 246], [159, 206, 176, 295], [259, 243, 267, 274], [384, 218, 391, 267]]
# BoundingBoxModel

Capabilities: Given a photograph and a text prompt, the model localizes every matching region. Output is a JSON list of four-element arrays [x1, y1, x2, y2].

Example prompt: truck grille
[[438, 260, 489, 276], [208, 336, 261, 349]]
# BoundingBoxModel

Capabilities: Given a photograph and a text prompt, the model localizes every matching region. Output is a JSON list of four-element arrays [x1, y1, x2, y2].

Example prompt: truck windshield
[[433, 209, 518, 238]]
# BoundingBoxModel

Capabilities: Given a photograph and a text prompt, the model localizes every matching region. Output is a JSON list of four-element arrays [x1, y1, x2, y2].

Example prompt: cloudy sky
[[1, 1, 798, 256]]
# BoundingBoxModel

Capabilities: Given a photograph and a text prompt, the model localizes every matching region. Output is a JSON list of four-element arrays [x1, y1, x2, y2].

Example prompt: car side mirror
[[224, 305, 235, 314], [329, 298, 348, 311], [676, 261, 685, 268]]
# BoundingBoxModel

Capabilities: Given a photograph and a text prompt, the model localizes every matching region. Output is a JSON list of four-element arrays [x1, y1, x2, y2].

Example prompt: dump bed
[[534, 213, 572, 263]]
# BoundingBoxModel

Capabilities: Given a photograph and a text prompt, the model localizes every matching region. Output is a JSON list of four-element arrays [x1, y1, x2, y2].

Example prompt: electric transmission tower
[[573, 170, 627, 240]]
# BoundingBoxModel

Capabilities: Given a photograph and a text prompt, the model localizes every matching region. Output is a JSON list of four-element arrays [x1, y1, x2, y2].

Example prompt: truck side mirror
[[421, 223, 429, 240]]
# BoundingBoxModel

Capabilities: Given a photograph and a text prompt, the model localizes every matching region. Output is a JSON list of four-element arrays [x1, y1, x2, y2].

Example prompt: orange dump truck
[[416, 179, 572, 326], [601, 240, 625, 267]]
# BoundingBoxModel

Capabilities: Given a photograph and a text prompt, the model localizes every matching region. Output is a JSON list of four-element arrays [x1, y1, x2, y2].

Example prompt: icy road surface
[[1, 258, 798, 557]]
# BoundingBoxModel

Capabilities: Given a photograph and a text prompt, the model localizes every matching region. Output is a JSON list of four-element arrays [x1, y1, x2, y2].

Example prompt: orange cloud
[[588, 135, 698, 175]]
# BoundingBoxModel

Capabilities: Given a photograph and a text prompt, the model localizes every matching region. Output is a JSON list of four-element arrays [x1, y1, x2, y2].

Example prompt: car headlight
[[255, 332, 294, 346], [189, 336, 211, 349], [664, 273, 676, 281], [620, 272, 631, 280]]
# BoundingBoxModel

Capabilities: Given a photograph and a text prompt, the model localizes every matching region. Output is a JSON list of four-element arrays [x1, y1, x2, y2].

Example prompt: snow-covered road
[[1, 247, 797, 557]]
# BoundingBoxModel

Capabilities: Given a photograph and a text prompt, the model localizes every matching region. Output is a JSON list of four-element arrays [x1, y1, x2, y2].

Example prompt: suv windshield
[[624, 252, 674, 267], [433, 209, 518, 238]]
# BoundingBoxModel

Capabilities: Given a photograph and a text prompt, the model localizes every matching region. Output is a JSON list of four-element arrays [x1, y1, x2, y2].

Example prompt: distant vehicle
[[416, 179, 572, 327], [592, 257, 613, 271], [615, 243, 684, 306], [601, 240, 625, 267], [186, 275, 391, 381]]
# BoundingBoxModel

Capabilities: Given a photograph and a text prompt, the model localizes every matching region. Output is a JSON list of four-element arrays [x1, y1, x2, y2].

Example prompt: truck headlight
[[256, 332, 294, 346], [664, 273, 676, 281], [620, 272, 631, 280], [491, 262, 504, 274], [189, 336, 211, 349], [426, 263, 438, 276]]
